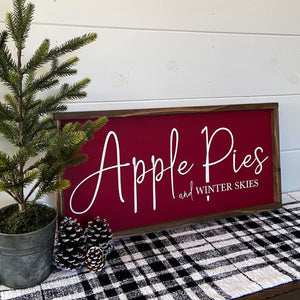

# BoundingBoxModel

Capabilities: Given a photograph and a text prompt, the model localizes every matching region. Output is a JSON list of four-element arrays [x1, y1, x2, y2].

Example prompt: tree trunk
[[18, 203, 26, 211]]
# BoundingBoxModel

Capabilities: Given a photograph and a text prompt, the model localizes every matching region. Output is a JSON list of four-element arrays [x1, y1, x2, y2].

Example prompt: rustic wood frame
[[54, 102, 281, 238]]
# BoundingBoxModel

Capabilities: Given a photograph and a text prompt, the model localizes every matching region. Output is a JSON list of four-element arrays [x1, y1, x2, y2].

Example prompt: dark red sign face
[[62, 108, 276, 232]]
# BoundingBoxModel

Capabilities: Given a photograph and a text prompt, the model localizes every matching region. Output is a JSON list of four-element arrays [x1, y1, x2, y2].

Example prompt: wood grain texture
[[271, 107, 282, 203], [237, 281, 300, 300], [53, 102, 279, 120]]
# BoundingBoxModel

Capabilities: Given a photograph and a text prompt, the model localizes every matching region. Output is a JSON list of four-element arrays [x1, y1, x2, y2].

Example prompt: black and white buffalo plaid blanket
[[1, 193, 299, 300]]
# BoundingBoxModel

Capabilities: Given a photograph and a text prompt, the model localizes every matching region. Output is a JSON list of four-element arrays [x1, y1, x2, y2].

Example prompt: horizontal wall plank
[[1, 25, 299, 102], [280, 150, 300, 192], [1, 0, 300, 35]]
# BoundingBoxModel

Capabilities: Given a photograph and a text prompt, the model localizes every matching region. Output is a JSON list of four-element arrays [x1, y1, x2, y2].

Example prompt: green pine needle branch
[[0, 0, 107, 211]]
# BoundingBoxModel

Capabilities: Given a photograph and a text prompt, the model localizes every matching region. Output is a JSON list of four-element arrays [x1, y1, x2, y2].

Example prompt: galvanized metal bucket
[[0, 203, 57, 289]]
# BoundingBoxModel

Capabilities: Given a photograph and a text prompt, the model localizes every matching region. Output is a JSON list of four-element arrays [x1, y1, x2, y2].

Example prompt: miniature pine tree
[[0, 0, 107, 216]]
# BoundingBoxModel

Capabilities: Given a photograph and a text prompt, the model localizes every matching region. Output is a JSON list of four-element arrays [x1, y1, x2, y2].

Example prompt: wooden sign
[[54, 103, 281, 238]]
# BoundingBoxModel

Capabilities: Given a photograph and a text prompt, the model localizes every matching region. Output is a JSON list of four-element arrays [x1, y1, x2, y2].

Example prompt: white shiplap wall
[[0, 0, 300, 204]]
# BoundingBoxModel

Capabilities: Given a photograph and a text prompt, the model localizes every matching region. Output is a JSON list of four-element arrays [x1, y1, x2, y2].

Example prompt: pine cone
[[85, 217, 113, 255], [55, 217, 86, 270], [85, 246, 106, 272]]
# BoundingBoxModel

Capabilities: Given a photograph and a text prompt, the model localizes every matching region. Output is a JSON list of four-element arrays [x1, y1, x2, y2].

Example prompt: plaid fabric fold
[[1, 196, 299, 300]]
